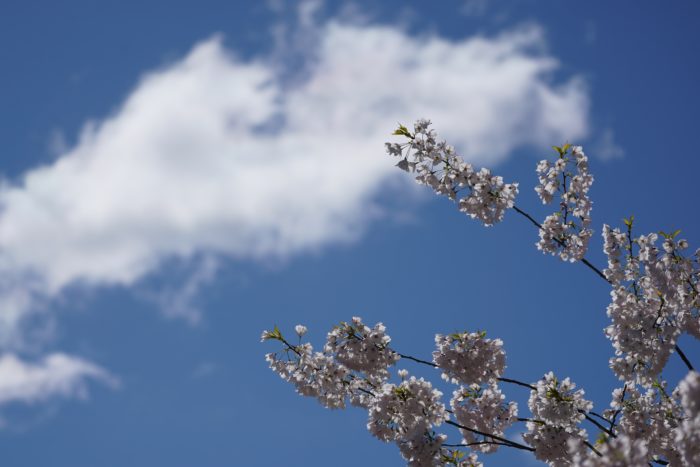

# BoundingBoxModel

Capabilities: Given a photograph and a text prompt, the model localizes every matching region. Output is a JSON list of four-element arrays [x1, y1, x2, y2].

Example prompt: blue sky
[[0, 1, 699, 466]]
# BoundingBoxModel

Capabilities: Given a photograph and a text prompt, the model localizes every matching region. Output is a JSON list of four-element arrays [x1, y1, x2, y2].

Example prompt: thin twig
[[584, 441, 603, 457], [498, 377, 536, 391], [675, 345, 695, 371], [512, 205, 608, 282], [580, 410, 616, 438], [444, 419, 534, 452], [395, 351, 438, 368]]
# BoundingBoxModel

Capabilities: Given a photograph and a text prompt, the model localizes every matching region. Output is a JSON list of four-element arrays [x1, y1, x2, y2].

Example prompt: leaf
[[392, 124, 412, 138]]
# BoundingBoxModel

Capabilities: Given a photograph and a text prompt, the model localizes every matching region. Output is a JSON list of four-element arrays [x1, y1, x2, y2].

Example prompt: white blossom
[[572, 434, 649, 466], [607, 383, 681, 462], [397, 431, 447, 467], [675, 371, 700, 466], [522, 373, 592, 465], [602, 226, 699, 386], [523, 421, 587, 466], [450, 384, 517, 453], [324, 317, 400, 380], [264, 116, 700, 466], [535, 145, 594, 262], [387, 120, 518, 226], [602, 225, 628, 284], [529, 372, 592, 427], [367, 376, 448, 443], [433, 332, 505, 386], [266, 343, 351, 409]]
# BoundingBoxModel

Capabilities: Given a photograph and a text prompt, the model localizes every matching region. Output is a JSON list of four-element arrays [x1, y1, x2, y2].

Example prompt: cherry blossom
[[433, 332, 505, 386], [262, 120, 698, 466], [535, 145, 594, 262], [367, 375, 448, 442], [387, 120, 518, 227], [450, 384, 517, 453]]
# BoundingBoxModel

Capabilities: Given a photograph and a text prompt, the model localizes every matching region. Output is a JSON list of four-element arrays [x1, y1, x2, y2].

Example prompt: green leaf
[[392, 124, 412, 138], [595, 431, 608, 445]]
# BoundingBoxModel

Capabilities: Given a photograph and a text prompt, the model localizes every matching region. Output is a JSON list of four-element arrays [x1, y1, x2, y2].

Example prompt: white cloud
[[0, 353, 117, 406], [594, 127, 625, 160], [0, 20, 588, 346], [144, 256, 219, 324]]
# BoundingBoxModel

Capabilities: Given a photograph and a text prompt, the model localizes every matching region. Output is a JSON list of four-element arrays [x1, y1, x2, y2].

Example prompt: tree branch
[[444, 419, 534, 452], [511, 204, 695, 371]]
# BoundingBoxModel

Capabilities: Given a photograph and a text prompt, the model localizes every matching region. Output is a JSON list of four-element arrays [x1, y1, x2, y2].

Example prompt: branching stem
[[511, 204, 695, 371]]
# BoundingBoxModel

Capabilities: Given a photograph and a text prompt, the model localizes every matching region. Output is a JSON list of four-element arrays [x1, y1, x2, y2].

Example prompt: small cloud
[[594, 128, 625, 160], [144, 256, 219, 324], [0, 353, 117, 406]]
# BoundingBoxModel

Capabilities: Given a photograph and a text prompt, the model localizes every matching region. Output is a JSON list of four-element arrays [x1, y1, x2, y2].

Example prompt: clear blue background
[[0, 1, 699, 465]]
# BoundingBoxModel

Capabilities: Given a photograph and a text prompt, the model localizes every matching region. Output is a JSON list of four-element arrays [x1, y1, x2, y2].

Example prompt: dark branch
[[444, 419, 534, 452]]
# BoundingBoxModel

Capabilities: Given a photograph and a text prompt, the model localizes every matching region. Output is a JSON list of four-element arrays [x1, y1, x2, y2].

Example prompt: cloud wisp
[[0, 20, 589, 348], [0, 353, 117, 407]]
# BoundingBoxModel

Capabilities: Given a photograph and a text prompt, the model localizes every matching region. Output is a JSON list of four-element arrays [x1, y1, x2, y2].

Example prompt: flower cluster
[[675, 371, 700, 465], [368, 376, 448, 442], [262, 324, 382, 410], [602, 222, 699, 385], [386, 120, 518, 226], [523, 372, 592, 465], [263, 121, 699, 467], [535, 145, 594, 262], [264, 340, 352, 409], [450, 384, 517, 453], [397, 431, 447, 467], [264, 317, 698, 466], [324, 317, 400, 380], [433, 332, 505, 386], [529, 372, 592, 426], [572, 434, 648, 466], [604, 383, 682, 463]]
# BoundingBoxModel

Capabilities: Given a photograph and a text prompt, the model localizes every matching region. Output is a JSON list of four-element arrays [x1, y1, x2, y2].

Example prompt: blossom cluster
[[386, 120, 518, 226], [523, 372, 592, 465], [675, 371, 700, 465], [450, 384, 517, 453], [368, 376, 448, 442], [263, 121, 698, 466], [263, 320, 463, 466], [572, 434, 649, 467], [324, 317, 400, 380], [264, 318, 698, 466], [535, 145, 594, 262], [602, 223, 700, 385], [604, 383, 682, 463], [433, 332, 505, 386], [264, 340, 352, 409]]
